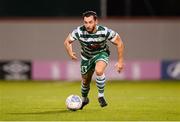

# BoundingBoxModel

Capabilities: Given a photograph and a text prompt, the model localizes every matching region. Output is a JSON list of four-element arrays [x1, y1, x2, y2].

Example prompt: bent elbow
[[64, 40, 69, 47]]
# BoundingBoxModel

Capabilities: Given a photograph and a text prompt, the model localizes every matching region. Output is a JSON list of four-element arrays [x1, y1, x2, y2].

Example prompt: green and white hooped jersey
[[69, 25, 118, 60]]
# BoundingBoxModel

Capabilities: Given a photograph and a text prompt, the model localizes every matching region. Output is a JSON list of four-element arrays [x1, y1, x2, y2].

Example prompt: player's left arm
[[111, 35, 125, 73]]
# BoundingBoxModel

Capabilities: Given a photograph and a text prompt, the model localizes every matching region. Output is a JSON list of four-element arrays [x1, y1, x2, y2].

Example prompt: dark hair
[[82, 11, 98, 20]]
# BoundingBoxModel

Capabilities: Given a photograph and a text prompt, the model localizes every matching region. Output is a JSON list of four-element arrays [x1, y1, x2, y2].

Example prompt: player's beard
[[86, 26, 96, 33]]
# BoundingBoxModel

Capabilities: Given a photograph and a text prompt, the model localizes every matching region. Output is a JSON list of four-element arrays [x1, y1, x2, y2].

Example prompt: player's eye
[[89, 21, 93, 24]]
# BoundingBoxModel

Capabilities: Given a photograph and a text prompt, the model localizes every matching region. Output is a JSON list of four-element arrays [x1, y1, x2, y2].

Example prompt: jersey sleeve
[[107, 29, 119, 42], [69, 28, 79, 41]]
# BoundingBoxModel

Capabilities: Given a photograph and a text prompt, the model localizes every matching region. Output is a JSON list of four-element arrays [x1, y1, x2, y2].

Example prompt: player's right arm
[[64, 34, 78, 61]]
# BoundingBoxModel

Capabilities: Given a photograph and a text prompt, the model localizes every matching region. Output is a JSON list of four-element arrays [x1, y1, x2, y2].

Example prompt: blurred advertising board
[[161, 60, 180, 80], [105, 60, 161, 81], [2, 60, 171, 81], [32, 60, 161, 81], [0, 60, 31, 80], [32, 61, 67, 80]]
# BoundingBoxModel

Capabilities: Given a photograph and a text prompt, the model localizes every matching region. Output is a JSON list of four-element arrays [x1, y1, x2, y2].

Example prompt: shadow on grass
[[7, 109, 78, 115]]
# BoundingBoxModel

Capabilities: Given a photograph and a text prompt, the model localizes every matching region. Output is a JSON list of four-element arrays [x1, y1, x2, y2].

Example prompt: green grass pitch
[[0, 80, 180, 121]]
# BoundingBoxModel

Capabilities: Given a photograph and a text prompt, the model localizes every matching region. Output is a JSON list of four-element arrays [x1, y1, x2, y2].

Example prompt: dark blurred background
[[0, 0, 179, 17]]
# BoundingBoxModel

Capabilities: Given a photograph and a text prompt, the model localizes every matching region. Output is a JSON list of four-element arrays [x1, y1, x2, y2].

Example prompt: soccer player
[[64, 11, 124, 109]]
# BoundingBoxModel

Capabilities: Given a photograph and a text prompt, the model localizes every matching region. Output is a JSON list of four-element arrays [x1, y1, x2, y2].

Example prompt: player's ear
[[95, 19, 98, 25]]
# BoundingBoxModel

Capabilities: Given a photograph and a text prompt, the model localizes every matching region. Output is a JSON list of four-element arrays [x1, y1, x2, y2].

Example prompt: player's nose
[[86, 24, 90, 28]]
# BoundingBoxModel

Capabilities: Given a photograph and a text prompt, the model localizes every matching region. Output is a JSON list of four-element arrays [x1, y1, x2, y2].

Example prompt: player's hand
[[115, 62, 124, 73], [70, 52, 78, 61]]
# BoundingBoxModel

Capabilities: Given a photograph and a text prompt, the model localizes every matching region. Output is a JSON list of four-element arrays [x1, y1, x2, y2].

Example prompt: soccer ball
[[65, 94, 82, 111]]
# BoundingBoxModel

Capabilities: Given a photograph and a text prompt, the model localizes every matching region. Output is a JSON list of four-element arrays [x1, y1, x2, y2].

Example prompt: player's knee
[[82, 81, 88, 86], [95, 69, 104, 76], [82, 79, 89, 86]]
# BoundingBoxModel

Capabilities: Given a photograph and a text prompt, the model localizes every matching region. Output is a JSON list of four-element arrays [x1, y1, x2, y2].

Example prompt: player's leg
[[81, 69, 94, 99], [80, 69, 94, 109], [95, 60, 108, 107]]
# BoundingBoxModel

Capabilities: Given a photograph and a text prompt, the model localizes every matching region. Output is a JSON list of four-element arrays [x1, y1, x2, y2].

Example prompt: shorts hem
[[95, 59, 108, 64]]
